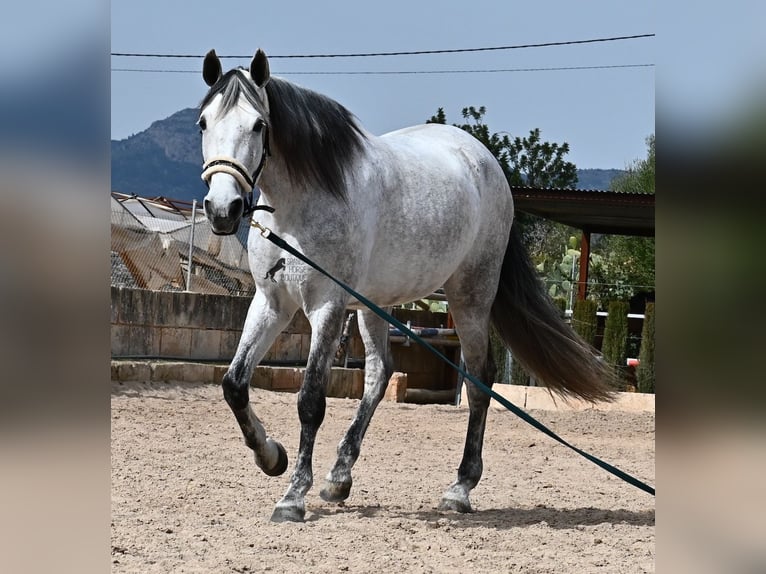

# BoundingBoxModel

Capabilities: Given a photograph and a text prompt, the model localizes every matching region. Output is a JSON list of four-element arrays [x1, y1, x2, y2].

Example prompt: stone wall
[[110, 287, 460, 399], [111, 286, 313, 362]]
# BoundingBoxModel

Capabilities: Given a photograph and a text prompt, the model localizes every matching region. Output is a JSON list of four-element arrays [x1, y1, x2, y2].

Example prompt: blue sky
[[111, 0, 655, 169]]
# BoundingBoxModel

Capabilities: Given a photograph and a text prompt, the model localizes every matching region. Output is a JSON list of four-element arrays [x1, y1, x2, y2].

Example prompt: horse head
[[199, 49, 271, 235]]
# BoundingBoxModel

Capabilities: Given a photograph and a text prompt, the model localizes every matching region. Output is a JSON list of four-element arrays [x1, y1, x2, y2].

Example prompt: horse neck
[[257, 145, 361, 219], [257, 153, 301, 212], [256, 153, 346, 230]]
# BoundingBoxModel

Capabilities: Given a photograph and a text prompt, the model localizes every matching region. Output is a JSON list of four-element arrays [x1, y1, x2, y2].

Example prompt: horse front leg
[[223, 290, 297, 476], [271, 303, 346, 523], [320, 309, 393, 503]]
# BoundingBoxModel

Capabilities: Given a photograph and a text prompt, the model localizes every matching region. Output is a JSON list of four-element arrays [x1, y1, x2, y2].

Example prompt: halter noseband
[[200, 123, 271, 217]]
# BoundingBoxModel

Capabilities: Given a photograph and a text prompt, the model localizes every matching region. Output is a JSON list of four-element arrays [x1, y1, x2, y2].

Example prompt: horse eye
[[253, 118, 264, 132], [198, 117, 207, 132]]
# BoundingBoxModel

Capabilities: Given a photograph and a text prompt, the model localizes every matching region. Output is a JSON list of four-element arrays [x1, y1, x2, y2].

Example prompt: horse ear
[[203, 49, 222, 87], [250, 49, 271, 88]]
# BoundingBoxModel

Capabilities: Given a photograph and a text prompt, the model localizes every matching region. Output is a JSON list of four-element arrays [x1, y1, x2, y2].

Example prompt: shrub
[[636, 302, 655, 393], [602, 301, 629, 368], [572, 299, 598, 346], [511, 356, 531, 386], [489, 327, 507, 384]]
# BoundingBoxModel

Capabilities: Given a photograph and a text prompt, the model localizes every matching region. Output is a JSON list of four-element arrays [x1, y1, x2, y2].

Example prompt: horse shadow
[[308, 503, 654, 530]]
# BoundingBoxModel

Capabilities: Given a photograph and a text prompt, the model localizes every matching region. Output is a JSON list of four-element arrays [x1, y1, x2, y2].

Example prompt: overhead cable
[[111, 34, 655, 60], [112, 63, 655, 75]]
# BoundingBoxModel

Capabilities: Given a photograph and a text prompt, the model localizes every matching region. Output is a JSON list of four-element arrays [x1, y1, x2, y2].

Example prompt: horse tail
[[490, 225, 616, 403]]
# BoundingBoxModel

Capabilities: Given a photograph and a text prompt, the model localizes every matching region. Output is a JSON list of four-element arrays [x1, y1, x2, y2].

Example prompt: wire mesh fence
[[110, 192, 653, 392], [110, 192, 256, 296]]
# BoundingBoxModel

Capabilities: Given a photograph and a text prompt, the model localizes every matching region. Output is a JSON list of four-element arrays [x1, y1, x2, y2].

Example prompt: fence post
[[186, 199, 197, 291]]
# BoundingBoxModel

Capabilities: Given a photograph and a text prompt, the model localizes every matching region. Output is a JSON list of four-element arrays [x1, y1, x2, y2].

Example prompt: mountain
[[111, 109, 625, 201], [575, 169, 627, 190], [111, 108, 207, 202]]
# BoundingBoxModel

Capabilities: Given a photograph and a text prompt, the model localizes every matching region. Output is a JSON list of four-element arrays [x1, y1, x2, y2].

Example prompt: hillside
[[111, 109, 625, 202], [575, 168, 626, 190], [111, 108, 206, 202]]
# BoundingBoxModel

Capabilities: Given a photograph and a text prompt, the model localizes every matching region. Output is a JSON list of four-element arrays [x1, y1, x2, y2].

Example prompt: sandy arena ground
[[111, 381, 655, 573]]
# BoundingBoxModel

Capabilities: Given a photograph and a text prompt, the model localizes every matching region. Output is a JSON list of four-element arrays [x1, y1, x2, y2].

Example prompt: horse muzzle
[[201, 154, 263, 235], [204, 195, 244, 235]]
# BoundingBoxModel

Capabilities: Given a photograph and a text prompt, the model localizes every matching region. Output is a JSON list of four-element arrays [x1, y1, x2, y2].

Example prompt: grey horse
[[198, 49, 613, 523]]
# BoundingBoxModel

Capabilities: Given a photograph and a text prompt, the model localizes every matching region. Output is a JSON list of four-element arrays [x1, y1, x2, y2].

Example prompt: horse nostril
[[228, 197, 244, 220], [203, 198, 212, 215]]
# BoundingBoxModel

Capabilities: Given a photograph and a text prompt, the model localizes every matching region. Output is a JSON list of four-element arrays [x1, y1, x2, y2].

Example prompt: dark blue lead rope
[[254, 223, 655, 496]]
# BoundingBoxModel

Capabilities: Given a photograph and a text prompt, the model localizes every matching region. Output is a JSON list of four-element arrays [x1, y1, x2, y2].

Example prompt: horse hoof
[[438, 495, 473, 514], [270, 504, 305, 523], [319, 480, 352, 503], [258, 439, 288, 477]]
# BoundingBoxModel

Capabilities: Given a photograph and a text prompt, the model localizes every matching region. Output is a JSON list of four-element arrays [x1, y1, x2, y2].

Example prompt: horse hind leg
[[320, 309, 393, 503], [438, 295, 495, 513]]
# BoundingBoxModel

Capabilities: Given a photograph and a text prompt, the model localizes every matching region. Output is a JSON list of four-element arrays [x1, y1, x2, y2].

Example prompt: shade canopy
[[511, 186, 654, 237]]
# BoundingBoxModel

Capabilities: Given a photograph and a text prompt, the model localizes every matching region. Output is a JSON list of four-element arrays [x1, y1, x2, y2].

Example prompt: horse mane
[[200, 70, 366, 201]]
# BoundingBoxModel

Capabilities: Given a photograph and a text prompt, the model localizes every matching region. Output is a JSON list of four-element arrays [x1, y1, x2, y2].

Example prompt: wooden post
[[577, 229, 591, 301]]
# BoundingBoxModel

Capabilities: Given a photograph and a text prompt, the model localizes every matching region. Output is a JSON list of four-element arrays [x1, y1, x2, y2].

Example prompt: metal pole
[[186, 199, 197, 291], [569, 251, 578, 312]]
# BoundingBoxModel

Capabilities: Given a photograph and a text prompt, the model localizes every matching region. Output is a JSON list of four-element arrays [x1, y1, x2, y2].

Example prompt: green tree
[[602, 301, 630, 368], [510, 355, 530, 386], [428, 106, 578, 189], [589, 237, 655, 303], [601, 301, 631, 390], [506, 127, 578, 188], [572, 299, 598, 346], [636, 302, 655, 393], [590, 135, 655, 304], [611, 134, 654, 195]]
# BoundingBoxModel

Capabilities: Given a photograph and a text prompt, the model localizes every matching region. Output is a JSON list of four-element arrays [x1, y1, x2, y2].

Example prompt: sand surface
[[112, 381, 655, 573]]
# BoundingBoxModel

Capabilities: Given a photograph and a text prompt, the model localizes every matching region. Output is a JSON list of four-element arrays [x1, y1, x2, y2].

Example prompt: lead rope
[[250, 219, 655, 497]]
